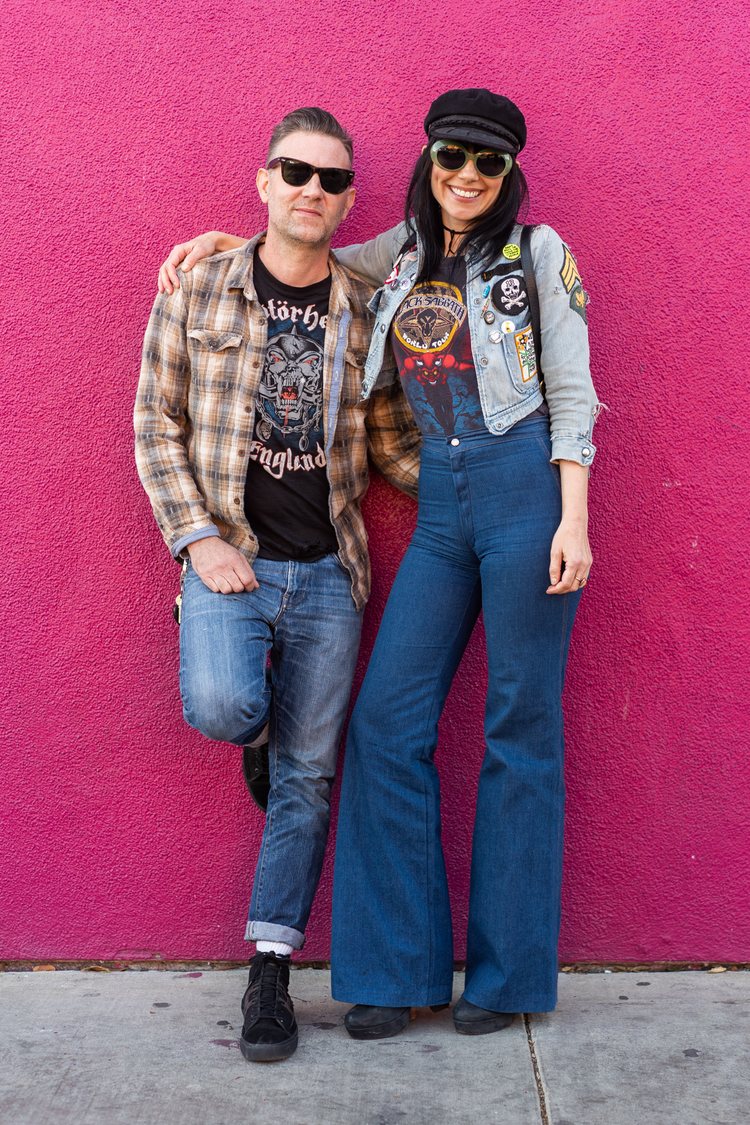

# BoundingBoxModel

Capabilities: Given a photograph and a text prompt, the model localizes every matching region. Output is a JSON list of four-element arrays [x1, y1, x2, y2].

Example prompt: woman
[[158, 88, 601, 1038]]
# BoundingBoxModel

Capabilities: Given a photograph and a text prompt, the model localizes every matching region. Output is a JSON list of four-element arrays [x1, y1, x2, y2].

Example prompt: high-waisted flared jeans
[[331, 418, 581, 1011]]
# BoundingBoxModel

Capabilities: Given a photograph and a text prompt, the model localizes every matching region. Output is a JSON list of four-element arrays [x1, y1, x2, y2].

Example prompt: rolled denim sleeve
[[334, 223, 411, 287], [533, 225, 603, 466]]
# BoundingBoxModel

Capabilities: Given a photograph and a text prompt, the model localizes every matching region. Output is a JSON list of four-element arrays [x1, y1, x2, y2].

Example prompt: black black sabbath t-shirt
[[244, 251, 338, 561]]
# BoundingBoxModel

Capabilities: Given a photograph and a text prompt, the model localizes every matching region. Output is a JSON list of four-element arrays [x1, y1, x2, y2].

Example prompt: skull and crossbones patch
[[491, 274, 529, 316]]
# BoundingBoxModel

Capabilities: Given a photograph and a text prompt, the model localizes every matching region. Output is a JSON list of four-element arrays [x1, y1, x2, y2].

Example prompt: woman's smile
[[448, 186, 481, 199], [431, 162, 505, 233]]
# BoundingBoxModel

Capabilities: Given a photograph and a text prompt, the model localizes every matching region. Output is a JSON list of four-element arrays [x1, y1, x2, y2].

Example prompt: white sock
[[256, 940, 294, 957]]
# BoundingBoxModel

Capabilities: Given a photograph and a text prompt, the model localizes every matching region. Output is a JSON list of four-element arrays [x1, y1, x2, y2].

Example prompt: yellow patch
[[560, 245, 581, 294], [393, 281, 466, 352], [514, 326, 537, 382]]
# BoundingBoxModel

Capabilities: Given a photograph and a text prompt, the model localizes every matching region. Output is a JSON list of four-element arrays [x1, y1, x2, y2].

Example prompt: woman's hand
[[157, 231, 249, 294], [546, 460, 592, 595], [546, 517, 592, 594]]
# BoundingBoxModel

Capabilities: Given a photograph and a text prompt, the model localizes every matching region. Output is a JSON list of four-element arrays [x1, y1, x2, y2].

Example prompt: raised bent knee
[[182, 687, 267, 745]]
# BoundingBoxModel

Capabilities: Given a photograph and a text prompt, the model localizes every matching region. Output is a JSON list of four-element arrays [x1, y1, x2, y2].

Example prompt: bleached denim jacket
[[336, 221, 602, 466]]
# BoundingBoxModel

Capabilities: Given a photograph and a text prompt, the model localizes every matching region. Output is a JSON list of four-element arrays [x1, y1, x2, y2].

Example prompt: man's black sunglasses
[[267, 157, 355, 195]]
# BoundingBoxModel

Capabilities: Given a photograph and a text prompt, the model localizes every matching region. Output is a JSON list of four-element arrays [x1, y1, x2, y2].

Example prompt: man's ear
[[341, 185, 356, 222], [256, 166, 270, 203]]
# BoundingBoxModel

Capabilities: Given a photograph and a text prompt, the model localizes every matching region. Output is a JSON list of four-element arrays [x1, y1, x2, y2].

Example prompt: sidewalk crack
[[524, 1013, 551, 1125]]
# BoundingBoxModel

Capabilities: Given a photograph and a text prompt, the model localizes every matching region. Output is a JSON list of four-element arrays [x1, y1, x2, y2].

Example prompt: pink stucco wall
[[2, 1, 747, 964]]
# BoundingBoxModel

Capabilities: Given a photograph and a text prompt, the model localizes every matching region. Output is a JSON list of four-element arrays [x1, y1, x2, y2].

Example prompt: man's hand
[[158, 233, 221, 295], [157, 231, 249, 295], [188, 537, 259, 594]]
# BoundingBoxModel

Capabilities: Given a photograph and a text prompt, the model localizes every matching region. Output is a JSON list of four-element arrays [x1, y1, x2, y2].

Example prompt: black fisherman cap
[[424, 88, 527, 154]]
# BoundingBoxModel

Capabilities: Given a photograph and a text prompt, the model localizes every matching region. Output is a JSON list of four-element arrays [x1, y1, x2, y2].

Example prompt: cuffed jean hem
[[245, 920, 305, 950]]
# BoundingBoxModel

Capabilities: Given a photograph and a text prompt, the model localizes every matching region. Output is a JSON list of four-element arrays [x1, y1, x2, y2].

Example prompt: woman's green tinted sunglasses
[[429, 140, 513, 179]]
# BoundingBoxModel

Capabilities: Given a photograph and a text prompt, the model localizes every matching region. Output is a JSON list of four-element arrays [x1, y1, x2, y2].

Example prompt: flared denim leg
[[331, 540, 481, 1006], [464, 423, 580, 1010], [463, 489, 579, 1008]]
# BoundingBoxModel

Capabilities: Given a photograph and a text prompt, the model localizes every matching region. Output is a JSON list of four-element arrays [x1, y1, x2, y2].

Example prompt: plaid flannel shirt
[[135, 234, 421, 610]]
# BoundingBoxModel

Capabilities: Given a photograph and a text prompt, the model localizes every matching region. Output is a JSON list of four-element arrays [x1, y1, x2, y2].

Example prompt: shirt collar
[[225, 231, 355, 314]]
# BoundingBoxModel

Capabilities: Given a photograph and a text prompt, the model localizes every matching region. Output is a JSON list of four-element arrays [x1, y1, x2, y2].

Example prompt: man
[[135, 108, 420, 1062]]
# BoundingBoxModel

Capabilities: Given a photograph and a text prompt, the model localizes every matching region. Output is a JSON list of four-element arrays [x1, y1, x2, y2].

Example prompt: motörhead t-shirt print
[[244, 250, 338, 561], [389, 257, 488, 437]]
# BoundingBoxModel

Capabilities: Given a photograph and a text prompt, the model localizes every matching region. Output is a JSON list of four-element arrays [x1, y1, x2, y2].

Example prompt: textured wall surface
[[1, 0, 747, 963]]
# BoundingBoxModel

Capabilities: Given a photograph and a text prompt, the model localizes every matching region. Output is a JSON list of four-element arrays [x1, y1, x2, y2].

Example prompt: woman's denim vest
[[336, 222, 603, 466]]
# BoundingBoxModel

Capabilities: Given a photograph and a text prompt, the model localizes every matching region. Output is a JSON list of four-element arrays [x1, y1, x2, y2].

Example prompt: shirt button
[[479, 356, 489, 366], [473, 297, 482, 306], [582, 447, 591, 457], [238, 449, 246, 457], [380, 324, 387, 333], [234, 497, 241, 505], [450, 437, 460, 447], [244, 406, 252, 413], [253, 360, 260, 368]]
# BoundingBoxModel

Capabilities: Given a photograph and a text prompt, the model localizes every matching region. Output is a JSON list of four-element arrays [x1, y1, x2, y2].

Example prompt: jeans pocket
[[534, 435, 562, 494]]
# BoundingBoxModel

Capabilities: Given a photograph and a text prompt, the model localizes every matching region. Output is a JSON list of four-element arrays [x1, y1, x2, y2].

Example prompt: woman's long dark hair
[[404, 148, 529, 283]]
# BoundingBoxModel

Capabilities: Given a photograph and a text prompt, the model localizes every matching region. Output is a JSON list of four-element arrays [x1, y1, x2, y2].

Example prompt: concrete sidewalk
[[1, 969, 746, 1124]]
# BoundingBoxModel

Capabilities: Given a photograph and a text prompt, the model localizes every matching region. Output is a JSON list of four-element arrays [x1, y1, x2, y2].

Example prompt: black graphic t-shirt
[[390, 256, 546, 437], [244, 251, 338, 561], [390, 257, 488, 438]]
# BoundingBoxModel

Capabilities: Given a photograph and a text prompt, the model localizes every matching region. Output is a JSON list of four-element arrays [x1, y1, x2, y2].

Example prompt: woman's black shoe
[[344, 1002, 448, 1040], [344, 1005, 410, 1039], [452, 996, 515, 1035], [242, 743, 270, 811], [240, 952, 298, 1061]]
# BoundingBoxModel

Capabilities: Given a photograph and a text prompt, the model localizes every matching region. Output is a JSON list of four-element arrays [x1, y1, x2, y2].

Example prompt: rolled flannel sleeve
[[134, 286, 218, 555], [533, 225, 604, 466], [365, 378, 421, 499]]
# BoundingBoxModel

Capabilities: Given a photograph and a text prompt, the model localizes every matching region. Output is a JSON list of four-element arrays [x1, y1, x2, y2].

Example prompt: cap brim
[[429, 123, 517, 154]]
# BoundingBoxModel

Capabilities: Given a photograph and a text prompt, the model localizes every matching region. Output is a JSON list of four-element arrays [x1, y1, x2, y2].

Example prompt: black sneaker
[[242, 742, 270, 812], [240, 952, 298, 1062]]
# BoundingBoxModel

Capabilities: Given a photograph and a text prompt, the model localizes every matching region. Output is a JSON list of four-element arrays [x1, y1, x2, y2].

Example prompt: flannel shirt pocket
[[187, 328, 244, 391]]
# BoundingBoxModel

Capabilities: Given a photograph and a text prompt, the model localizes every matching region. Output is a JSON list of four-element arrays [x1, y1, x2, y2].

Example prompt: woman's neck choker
[[442, 225, 466, 255]]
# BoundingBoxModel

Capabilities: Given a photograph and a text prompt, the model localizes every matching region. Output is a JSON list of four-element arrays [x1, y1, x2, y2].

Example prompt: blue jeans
[[179, 553, 362, 950], [331, 419, 581, 1011]]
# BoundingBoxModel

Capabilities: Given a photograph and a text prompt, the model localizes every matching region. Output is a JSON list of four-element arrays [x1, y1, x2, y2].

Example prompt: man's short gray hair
[[267, 107, 354, 165]]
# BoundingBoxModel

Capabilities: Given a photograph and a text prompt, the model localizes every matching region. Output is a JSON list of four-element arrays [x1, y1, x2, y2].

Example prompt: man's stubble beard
[[269, 208, 340, 253]]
